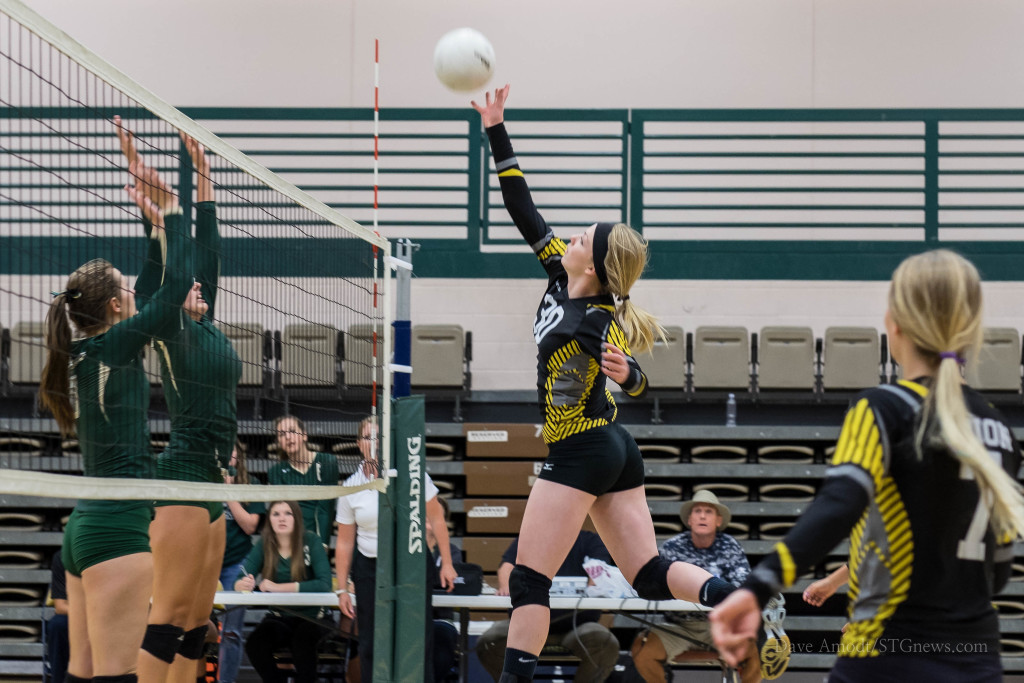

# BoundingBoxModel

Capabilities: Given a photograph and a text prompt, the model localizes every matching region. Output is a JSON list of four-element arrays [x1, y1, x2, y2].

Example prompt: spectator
[[46, 551, 69, 683], [218, 441, 264, 683], [335, 416, 457, 683], [630, 491, 760, 683], [268, 415, 339, 544], [233, 501, 333, 683], [476, 531, 620, 683]]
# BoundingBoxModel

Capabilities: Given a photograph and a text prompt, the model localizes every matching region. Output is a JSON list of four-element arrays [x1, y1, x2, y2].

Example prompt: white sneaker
[[759, 594, 790, 680]]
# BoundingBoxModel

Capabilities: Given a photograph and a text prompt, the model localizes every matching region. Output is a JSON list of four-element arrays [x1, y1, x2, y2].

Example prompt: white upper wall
[[20, 0, 1024, 109]]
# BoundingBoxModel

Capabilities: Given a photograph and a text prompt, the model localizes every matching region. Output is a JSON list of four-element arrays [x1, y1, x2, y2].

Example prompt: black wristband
[[698, 576, 737, 607]]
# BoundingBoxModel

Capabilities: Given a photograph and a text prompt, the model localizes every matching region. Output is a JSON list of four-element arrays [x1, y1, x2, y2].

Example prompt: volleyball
[[433, 28, 495, 92]]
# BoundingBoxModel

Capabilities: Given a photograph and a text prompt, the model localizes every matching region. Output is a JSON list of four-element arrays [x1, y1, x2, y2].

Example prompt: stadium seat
[[342, 323, 380, 387], [965, 327, 1021, 392], [217, 322, 267, 386], [757, 326, 815, 390], [692, 326, 750, 390], [410, 324, 468, 389], [281, 323, 340, 387], [10, 321, 45, 385], [638, 325, 686, 389], [822, 327, 881, 390]]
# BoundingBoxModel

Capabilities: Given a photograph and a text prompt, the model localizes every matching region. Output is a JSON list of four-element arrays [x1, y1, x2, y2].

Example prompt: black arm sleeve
[[743, 475, 869, 607]]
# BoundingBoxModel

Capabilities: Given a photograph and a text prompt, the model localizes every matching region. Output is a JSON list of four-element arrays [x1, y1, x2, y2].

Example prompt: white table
[[212, 592, 706, 681]]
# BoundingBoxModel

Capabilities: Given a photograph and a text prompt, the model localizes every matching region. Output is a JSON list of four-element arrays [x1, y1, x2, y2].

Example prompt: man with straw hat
[[629, 490, 779, 683]]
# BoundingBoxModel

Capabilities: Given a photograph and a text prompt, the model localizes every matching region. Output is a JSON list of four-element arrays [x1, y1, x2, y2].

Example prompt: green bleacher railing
[[3, 107, 1024, 279]]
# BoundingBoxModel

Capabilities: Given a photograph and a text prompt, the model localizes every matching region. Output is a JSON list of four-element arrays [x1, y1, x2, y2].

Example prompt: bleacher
[[1, 323, 1023, 677]]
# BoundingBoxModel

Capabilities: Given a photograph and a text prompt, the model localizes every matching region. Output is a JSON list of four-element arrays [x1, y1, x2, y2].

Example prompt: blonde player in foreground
[[712, 250, 1024, 683]]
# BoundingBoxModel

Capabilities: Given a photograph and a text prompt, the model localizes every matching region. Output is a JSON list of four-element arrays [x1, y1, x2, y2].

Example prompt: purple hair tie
[[939, 351, 965, 364]]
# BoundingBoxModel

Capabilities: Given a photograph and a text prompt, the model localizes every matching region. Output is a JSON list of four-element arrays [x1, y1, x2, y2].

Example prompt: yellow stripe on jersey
[[97, 362, 110, 421], [831, 398, 886, 492], [541, 339, 609, 443], [498, 168, 524, 178], [537, 237, 567, 264], [774, 542, 797, 588], [604, 319, 633, 356], [897, 379, 928, 397], [840, 475, 913, 657]]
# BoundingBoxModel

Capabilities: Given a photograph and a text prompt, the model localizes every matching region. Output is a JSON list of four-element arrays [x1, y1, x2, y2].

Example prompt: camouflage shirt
[[660, 531, 750, 622]]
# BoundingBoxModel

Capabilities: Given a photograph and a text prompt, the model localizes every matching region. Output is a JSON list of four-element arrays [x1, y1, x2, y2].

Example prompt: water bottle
[[725, 393, 737, 427]]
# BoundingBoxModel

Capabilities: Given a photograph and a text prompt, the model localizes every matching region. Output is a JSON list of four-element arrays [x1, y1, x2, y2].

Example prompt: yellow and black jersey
[[745, 379, 1021, 657], [486, 123, 648, 443]]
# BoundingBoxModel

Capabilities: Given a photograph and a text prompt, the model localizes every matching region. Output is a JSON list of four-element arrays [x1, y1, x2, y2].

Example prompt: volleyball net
[[0, 0, 394, 502]]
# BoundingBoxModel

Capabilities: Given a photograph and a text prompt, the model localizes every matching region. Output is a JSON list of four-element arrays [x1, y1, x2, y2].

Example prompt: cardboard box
[[463, 423, 547, 459], [464, 461, 542, 496]]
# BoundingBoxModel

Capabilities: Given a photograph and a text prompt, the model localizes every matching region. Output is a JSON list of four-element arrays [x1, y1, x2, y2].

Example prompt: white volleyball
[[434, 28, 496, 92]]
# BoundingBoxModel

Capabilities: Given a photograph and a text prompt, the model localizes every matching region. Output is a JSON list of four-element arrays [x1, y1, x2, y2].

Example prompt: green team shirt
[[71, 213, 193, 512], [223, 488, 266, 567], [266, 452, 339, 542], [237, 530, 332, 619], [138, 202, 242, 482]]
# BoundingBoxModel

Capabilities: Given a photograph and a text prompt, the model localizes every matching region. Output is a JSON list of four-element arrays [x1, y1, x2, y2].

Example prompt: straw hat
[[679, 490, 731, 530]]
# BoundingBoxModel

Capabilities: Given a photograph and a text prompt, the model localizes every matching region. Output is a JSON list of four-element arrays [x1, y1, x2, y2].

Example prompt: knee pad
[[141, 623, 185, 663], [65, 675, 91, 683], [509, 564, 552, 611], [92, 676, 137, 683], [178, 625, 208, 661], [698, 575, 737, 607], [632, 556, 674, 601]]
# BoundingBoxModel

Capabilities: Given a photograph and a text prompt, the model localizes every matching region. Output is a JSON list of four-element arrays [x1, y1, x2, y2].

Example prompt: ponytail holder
[[939, 351, 965, 365], [52, 289, 81, 300], [50, 290, 65, 299], [618, 294, 630, 302]]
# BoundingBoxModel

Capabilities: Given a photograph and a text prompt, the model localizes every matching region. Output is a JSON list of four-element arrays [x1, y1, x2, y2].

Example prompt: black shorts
[[828, 652, 1001, 683], [538, 423, 644, 496]]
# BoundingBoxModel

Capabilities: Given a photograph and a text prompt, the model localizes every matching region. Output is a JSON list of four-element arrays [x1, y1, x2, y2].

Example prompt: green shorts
[[153, 452, 225, 522], [62, 502, 153, 577], [153, 499, 223, 522]]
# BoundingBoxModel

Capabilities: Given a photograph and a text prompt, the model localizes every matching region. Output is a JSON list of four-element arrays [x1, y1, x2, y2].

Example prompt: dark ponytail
[[38, 259, 121, 437]]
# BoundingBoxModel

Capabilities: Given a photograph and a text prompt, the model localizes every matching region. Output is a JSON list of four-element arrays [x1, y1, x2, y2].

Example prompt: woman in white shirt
[[335, 417, 457, 683]]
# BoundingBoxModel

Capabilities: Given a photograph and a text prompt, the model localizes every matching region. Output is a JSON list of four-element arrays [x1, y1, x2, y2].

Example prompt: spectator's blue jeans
[[45, 613, 69, 683], [218, 563, 246, 683]]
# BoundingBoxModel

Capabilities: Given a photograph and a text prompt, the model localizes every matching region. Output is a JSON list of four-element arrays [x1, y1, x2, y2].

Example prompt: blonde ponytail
[[891, 249, 1024, 540], [927, 355, 1024, 540], [602, 223, 665, 354]]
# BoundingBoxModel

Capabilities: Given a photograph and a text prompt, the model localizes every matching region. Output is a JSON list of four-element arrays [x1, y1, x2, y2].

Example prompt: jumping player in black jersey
[[114, 121, 242, 683], [39, 122, 193, 683], [473, 85, 739, 683], [712, 249, 1024, 683]]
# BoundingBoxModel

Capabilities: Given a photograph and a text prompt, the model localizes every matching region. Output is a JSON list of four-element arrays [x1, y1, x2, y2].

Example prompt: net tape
[[0, 468, 387, 501]]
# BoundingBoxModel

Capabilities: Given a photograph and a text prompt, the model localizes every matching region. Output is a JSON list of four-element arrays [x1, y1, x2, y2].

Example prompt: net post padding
[[0, 469, 386, 501]]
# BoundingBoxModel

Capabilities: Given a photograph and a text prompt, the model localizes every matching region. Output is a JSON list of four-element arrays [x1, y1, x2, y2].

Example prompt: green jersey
[[237, 530, 332, 619], [266, 452, 339, 542], [223, 494, 266, 567], [138, 202, 241, 482], [71, 213, 193, 512]]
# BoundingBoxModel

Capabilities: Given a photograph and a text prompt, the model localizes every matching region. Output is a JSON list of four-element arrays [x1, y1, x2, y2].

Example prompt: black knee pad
[[92, 676, 137, 683], [698, 575, 737, 607], [65, 675, 91, 683], [509, 564, 552, 611], [632, 556, 674, 601], [178, 625, 208, 661], [141, 623, 185, 663]]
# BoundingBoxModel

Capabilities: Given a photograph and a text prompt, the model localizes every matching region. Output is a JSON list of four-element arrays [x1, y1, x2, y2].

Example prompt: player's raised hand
[[471, 83, 510, 128]]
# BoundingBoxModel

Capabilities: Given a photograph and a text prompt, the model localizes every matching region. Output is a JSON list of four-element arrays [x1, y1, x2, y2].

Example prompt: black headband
[[592, 222, 614, 287]]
